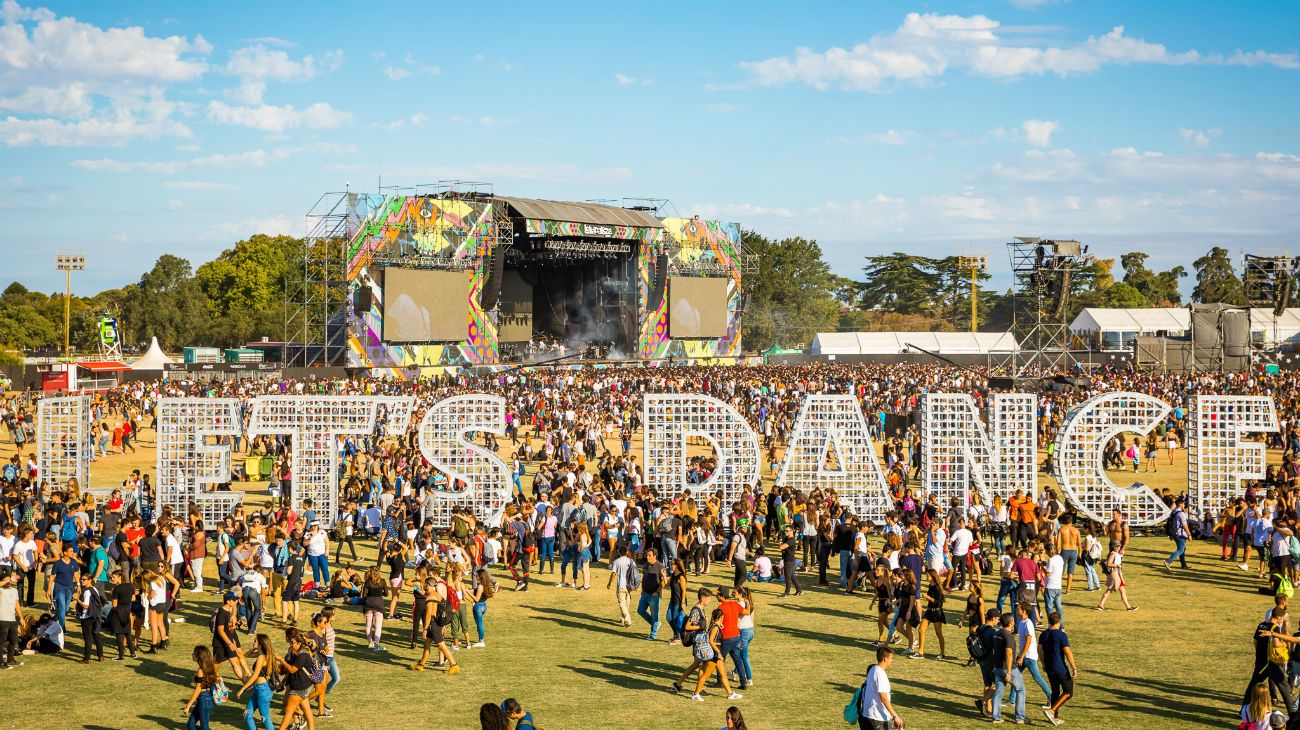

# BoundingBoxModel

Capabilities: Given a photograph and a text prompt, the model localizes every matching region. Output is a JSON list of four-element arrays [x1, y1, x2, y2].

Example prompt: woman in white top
[[142, 569, 179, 652], [736, 586, 756, 689], [990, 496, 1010, 556]]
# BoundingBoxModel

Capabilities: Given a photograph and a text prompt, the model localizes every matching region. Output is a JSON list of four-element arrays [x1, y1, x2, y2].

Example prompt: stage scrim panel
[[668, 276, 729, 338], [382, 268, 471, 342], [498, 270, 533, 343]]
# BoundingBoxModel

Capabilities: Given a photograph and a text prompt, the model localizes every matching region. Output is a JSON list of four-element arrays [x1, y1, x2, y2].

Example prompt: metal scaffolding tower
[[999, 237, 1090, 374]]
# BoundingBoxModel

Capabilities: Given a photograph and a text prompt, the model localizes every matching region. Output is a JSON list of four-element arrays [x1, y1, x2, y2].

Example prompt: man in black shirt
[[637, 548, 665, 641], [973, 609, 1001, 717], [779, 526, 803, 598], [832, 519, 855, 588], [1246, 606, 1293, 710], [136, 525, 163, 573], [991, 612, 1026, 723]]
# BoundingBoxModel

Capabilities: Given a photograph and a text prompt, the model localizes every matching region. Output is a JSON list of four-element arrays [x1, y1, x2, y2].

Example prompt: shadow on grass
[[558, 655, 686, 691], [768, 600, 867, 622], [529, 605, 634, 637]]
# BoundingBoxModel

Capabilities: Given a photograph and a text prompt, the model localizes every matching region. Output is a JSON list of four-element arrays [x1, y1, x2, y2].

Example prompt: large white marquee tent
[[810, 331, 1020, 355]]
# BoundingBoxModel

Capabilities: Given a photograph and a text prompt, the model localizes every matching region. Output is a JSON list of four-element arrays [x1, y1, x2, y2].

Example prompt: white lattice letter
[[1052, 392, 1172, 527], [37, 394, 92, 489], [643, 394, 760, 506], [1189, 395, 1278, 516], [416, 394, 511, 529], [156, 398, 244, 527], [921, 393, 1037, 507], [777, 394, 889, 522]]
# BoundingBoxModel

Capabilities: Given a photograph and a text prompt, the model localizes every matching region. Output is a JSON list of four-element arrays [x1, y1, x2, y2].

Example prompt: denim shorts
[[1060, 550, 1078, 574]]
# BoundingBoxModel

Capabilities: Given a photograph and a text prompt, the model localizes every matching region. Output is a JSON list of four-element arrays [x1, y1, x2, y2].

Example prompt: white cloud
[[739, 12, 1299, 90], [383, 66, 410, 81], [1258, 151, 1300, 163], [70, 141, 356, 173], [1179, 127, 1219, 148], [163, 180, 237, 190], [0, 2, 209, 145], [369, 112, 428, 131], [1022, 118, 1058, 147], [863, 129, 915, 145], [614, 73, 652, 86], [327, 161, 633, 185], [206, 100, 350, 132], [382, 53, 439, 82], [110, 232, 129, 241], [222, 44, 342, 103]]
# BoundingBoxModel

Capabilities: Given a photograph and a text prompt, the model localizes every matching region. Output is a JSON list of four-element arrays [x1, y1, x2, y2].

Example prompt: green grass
[[8, 530, 1247, 729]]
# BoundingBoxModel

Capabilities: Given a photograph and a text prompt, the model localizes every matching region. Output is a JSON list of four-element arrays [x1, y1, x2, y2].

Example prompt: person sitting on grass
[[748, 548, 773, 583]]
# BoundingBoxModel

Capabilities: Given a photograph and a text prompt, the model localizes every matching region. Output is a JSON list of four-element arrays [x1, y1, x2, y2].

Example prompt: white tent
[[810, 331, 1019, 355], [130, 336, 174, 370], [1070, 307, 1300, 350]]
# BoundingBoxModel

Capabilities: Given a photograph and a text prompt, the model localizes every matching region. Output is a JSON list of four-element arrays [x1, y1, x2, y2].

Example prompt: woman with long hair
[[690, 607, 742, 702], [183, 645, 221, 730], [236, 633, 276, 730], [275, 629, 316, 730], [917, 571, 947, 659], [362, 565, 388, 651], [142, 569, 179, 652], [893, 568, 919, 656], [873, 562, 895, 646], [666, 558, 688, 646], [724, 706, 748, 730], [576, 523, 593, 590], [479, 703, 509, 730], [735, 586, 757, 688], [1241, 681, 1280, 729], [408, 563, 429, 650], [471, 566, 495, 648], [306, 615, 330, 719]]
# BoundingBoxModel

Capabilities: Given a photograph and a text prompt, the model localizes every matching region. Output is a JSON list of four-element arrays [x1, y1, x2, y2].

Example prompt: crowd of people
[[1, 361, 1299, 727]]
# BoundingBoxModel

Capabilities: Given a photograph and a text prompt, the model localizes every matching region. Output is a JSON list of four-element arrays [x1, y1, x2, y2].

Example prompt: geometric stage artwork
[[1052, 391, 1172, 527], [155, 398, 244, 528], [37, 394, 93, 490], [921, 393, 1037, 509], [1188, 395, 1278, 517], [416, 394, 511, 529], [776, 394, 890, 522]]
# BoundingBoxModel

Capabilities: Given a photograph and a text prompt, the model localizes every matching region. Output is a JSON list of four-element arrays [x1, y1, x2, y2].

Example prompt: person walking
[[1162, 496, 1191, 570], [183, 645, 221, 730], [727, 525, 749, 590], [1039, 612, 1077, 726], [607, 546, 636, 628], [666, 558, 688, 645], [854, 646, 905, 729], [1095, 544, 1137, 612], [1015, 602, 1053, 706], [637, 548, 665, 641], [471, 567, 494, 648], [235, 633, 276, 730], [689, 607, 742, 702], [778, 526, 803, 598], [991, 611, 1025, 724], [1247, 606, 1294, 712]]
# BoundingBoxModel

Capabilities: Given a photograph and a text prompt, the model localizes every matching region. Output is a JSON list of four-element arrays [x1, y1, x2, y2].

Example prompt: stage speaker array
[[480, 248, 506, 309], [356, 285, 374, 312], [647, 253, 669, 311]]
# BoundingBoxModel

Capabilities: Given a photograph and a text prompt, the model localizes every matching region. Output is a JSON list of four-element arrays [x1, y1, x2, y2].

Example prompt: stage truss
[[155, 398, 244, 528], [1051, 392, 1172, 526], [921, 393, 1037, 507], [37, 394, 92, 489], [775, 394, 889, 522], [248, 396, 415, 526], [1188, 395, 1277, 517], [643, 394, 759, 505], [416, 394, 511, 529]]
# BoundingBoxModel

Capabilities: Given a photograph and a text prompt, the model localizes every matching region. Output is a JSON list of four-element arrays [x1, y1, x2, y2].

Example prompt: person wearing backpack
[[409, 572, 460, 675], [1162, 496, 1192, 571], [971, 609, 1001, 717], [183, 645, 223, 730], [74, 572, 104, 663], [850, 646, 904, 729]]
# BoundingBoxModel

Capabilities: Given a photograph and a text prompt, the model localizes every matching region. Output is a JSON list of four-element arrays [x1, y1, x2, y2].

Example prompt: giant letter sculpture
[[1052, 392, 1172, 526], [1188, 395, 1278, 516], [37, 394, 92, 490], [921, 393, 1037, 507], [155, 398, 244, 527], [777, 394, 890, 522], [643, 394, 760, 505], [416, 394, 511, 529], [248, 396, 415, 526]]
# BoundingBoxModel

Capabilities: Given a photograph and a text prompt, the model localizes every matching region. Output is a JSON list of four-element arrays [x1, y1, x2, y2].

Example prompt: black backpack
[[967, 625, 994, 662], [436, 598, 454, 627], [1164, 510, 1180, 539]]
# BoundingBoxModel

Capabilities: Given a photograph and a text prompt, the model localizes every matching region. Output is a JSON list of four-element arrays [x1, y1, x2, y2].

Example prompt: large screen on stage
[[668, 276, 729, 339], [498, 270, 533, 343], [382, 268, 471, 342]]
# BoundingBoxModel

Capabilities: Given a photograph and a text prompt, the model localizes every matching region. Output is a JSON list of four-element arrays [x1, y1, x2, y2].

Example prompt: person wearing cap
[[211, 590, 248, 680], [306, 520, 330, 587]]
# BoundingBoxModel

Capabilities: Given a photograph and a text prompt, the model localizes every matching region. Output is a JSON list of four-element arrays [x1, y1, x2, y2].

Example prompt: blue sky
[[2, 0, 1297, 295]]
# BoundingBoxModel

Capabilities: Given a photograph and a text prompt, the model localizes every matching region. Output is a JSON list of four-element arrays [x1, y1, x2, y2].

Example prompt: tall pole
[[55, 254, 85, 361], [970, 265, 977, 333], [956, 255, 987, 333]]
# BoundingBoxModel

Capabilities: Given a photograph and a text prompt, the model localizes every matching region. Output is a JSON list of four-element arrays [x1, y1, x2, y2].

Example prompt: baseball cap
[[224, 591, 239, 602]]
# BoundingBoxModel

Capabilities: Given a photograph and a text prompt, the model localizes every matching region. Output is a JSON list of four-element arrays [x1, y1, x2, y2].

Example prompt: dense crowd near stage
[[1, 362, 1299, 729]]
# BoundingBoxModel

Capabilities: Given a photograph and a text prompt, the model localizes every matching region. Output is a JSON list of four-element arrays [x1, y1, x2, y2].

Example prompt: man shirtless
[[1055, 514, 1082, 594], [1106, 509, 1130, 554]]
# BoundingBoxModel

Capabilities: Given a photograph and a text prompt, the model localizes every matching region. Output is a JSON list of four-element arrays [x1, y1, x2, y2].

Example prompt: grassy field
[[2, 431, 1254, 728]]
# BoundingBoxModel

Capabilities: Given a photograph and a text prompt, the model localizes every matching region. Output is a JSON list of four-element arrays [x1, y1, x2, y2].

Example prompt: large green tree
[[741, 231, 840, 351], [196, 234, 305, 347], [122, 255, 211, 349], [1192, 246, 1246, 305], [1120, 252, 1186, 306]]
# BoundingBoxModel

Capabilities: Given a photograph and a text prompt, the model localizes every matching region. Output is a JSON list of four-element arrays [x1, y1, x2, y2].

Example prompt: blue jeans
[[1166, 536, 1188, 568], [53, 585, 74, 629], [838, 550, 851, 587], [538, 537, 556, 567], [1022, 658, 1052, 701], [244, 682, 273, 730], [992, 667, 1026, 721], [560, 545, 577, 581], [326, 655, 340, 694], [637, 593, 661, 639], [473, 601, 487, 642], [187, 688, 214, 730], [240, 587, 262, 635], [1044, 588, 1063, 624], [995, 578, 1016, 614], [739, 627, 755, 682], [308, 554, 329, 585], [722, 636, 748, 685], [661, 538, 678, 567], [666, 602, 684, 641], [1084, 562, 1100, 590]]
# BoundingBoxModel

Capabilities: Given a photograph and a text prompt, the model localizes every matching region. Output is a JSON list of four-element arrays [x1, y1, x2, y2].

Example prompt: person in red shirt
[[1011, 549, 1042, 624], [716, 588, 751, 690]]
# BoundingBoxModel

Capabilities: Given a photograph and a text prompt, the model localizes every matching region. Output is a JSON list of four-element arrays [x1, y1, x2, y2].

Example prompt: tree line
[[0, 228, 1253, 358]]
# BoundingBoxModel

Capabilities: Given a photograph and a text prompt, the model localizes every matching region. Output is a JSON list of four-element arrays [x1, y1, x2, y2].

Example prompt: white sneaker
[[471, 642, 486, 648], [727, 693, 743, 700], [690, 694, 705, 702], [189, 588, 204, 593]]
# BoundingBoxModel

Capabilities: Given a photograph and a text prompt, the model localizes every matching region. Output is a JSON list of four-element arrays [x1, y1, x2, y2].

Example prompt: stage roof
[[497, 196, 662, 229]]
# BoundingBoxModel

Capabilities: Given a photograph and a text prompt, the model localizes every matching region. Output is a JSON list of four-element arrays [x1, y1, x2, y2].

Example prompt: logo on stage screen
[[582, 223, 615, 238]]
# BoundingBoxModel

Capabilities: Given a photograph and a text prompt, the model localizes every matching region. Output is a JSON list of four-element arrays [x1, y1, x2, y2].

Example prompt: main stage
[[287, 185, 751, 378]]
